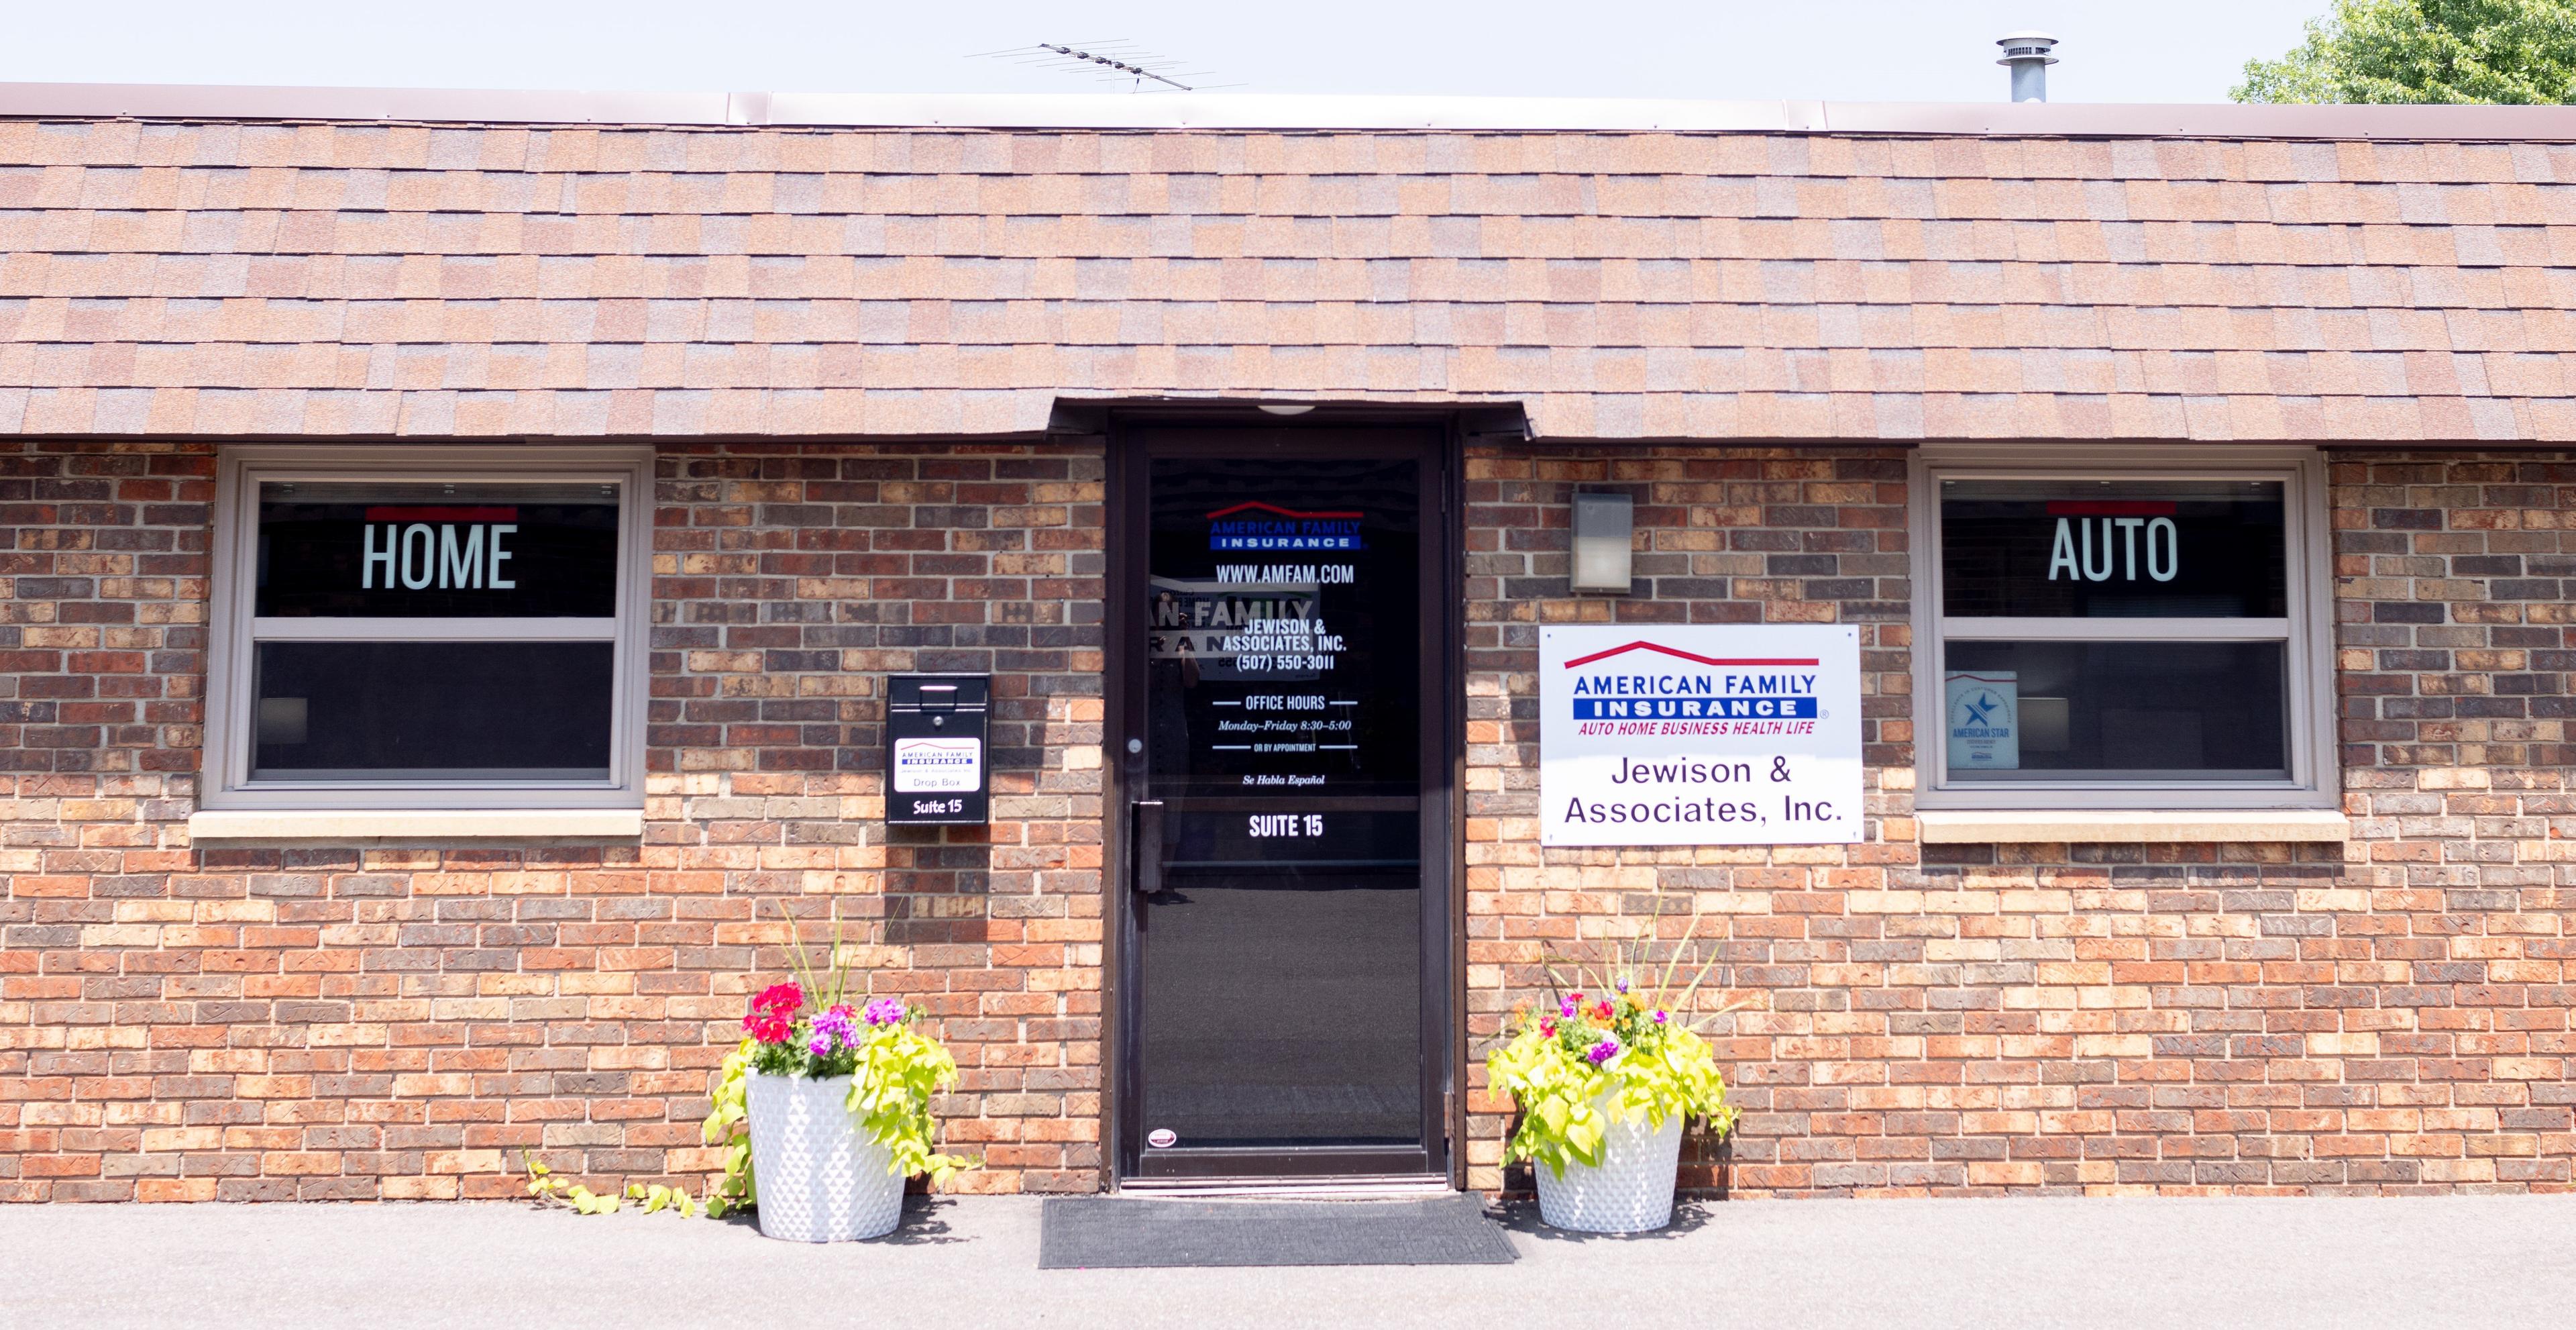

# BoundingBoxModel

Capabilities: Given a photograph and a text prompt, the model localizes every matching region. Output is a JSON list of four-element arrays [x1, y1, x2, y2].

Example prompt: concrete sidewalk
[[9, 1193, 2572, 1329]]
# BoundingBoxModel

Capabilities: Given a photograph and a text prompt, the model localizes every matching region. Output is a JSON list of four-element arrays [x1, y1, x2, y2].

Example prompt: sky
[[6, 1, 2337, 104]]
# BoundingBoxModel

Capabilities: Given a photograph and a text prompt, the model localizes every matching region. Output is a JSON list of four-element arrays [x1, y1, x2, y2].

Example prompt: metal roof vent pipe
[[1997, 32, 2059, 102]]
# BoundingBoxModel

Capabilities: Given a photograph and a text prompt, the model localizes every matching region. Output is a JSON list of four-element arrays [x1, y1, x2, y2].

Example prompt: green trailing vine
[[843, 1016, 976, 1187], [701, 1037, 757, 1218], [521, 1155, 698, 1217], [625, 1181, 698, 1216]]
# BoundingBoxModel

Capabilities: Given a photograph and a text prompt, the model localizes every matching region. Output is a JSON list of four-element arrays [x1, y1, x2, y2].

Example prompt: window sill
[[187, 809, 645, 842], [1915, 809, 2349, 844]]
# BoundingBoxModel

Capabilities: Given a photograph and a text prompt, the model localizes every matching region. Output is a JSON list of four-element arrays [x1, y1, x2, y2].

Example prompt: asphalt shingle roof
[[5, 114, 2576, 441]]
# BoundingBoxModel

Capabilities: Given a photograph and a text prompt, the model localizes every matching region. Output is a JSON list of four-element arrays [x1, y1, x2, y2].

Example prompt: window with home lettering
[[204, 448, 651, 809], [1913, 449, 2336, 809]]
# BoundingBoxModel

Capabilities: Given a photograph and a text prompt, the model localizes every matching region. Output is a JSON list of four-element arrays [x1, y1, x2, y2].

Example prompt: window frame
[[1909, 444, 2338, 811], [203, 444, 653, 811]]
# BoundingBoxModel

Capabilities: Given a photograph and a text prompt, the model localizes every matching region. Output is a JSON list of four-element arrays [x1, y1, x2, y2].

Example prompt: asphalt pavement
[[6, 1192, 2571, 1329]]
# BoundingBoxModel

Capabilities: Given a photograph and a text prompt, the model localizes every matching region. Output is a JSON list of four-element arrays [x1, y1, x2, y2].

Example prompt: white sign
[[891, 737, 982, 793], [1944, 670, 2019, 770], [1540, 625, 1863, 846]]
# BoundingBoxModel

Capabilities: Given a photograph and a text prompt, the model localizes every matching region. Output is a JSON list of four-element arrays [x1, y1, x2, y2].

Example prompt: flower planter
[[1532, 1094, 1686, 1234], [745, 1072, 903, 1241], [1489, 972, 1738, 1236]]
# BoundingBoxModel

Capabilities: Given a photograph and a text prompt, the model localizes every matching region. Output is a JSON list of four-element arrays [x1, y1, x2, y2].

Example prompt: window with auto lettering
[[1930, 473, 2316, 790], [1941, 480, 2286, 619]]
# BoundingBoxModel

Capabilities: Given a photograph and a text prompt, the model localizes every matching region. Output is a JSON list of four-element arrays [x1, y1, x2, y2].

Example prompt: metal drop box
[[885, 674, 991, 825]]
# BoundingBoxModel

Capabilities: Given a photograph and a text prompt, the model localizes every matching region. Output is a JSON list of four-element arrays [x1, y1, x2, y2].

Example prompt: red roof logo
[[1564, 641, 1819, 669], [1205, 501, 1364, 521]]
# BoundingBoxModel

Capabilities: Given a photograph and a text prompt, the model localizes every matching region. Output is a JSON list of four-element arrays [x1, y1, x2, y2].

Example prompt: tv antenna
[[975, 40, 1228, 93]]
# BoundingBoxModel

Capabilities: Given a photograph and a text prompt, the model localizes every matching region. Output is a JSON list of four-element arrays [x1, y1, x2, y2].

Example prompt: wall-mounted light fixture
[[1569, 491, 1634, 594]]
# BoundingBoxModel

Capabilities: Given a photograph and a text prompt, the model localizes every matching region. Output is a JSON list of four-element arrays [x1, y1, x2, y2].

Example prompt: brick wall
[[2324, 452, 2576, 1189], [5, 438, 2571, 1200], [0, 439, 1108, 1201], [647, 442, 1107, 1195], [0, 438, 212, 1200], [1462, 444, 2575, 1196]]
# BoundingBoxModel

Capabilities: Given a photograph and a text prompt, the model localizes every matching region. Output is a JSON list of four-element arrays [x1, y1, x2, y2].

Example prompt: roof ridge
[[7, 84, 2576, 141]]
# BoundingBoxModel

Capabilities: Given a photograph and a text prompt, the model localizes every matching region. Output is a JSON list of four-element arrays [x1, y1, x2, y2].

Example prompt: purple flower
[[806, 1004, 859, 1056], [1558, 997, 1578, 1019], [1587, 1038, 1620, 1065], [1615, 978, 1629, 994], [863, 997, 908, 1027], [1653, 1010, 1669, 1025]]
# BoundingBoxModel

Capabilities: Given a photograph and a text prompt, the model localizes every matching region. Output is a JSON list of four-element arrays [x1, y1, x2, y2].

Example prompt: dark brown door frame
[[1101, 409, 1467, 1190]]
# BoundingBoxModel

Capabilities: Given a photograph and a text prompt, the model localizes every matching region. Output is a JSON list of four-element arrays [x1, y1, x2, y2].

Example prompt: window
[[205, 447, 651, 810], [1911, 447, 2336, 809]]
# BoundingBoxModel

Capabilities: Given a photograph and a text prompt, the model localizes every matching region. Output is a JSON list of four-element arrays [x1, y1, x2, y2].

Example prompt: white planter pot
[[1532, 1094, 1685, 1234], [745, 1072, 904, 1241]]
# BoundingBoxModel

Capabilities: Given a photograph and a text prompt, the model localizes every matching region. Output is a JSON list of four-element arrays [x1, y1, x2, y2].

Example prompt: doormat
[[1037, 1194, 1517, 1269]]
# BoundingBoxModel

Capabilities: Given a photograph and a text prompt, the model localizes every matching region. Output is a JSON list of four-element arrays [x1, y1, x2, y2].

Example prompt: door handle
[[1132, 800, 1165, 897]]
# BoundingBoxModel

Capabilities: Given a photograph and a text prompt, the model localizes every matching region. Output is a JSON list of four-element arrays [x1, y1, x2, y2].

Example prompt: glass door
[[1113, 425, 1450, 1183]]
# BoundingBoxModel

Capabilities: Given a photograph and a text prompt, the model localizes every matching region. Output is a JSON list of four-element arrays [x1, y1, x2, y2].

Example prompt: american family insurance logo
[[1206, 501, 1365, 552], [891, 737, 982, 792], [1564, 640, 1821, 720]]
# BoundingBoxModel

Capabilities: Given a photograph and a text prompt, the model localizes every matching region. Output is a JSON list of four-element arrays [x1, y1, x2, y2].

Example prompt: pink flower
[[751, 982, 804, 1016], [1653, 1010, 1669, 1025]]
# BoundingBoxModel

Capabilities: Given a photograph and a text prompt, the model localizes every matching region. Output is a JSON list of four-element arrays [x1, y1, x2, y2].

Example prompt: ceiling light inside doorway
[[1258, 403, 1316, 415]]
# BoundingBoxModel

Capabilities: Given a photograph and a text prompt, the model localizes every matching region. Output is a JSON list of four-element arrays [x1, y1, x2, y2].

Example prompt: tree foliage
[[2235, 0, 2576, 103]]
